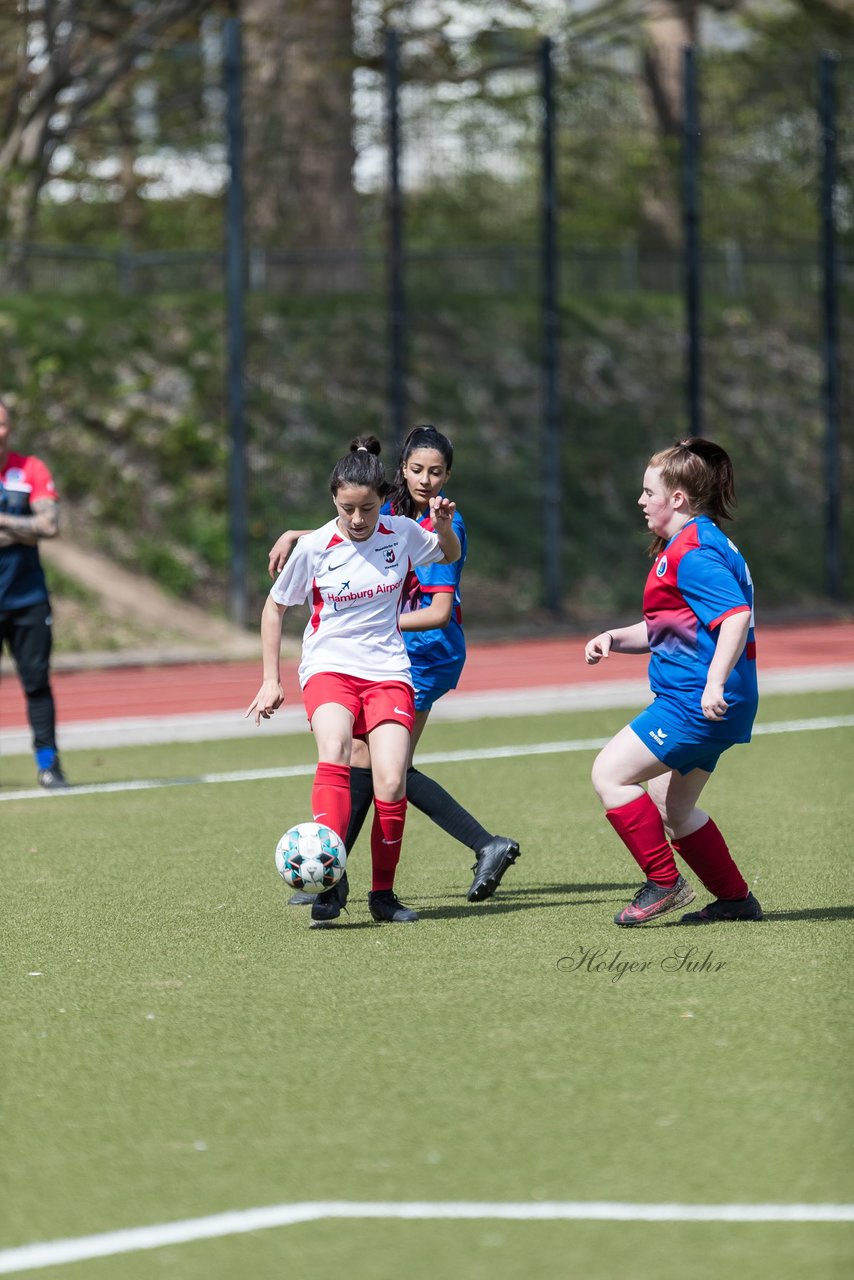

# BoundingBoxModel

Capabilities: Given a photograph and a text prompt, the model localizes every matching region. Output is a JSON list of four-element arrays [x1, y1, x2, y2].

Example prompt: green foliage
[[40, 563, 99, 605], [2, 283, 851, 623], [742, 1, 854, 59], [35, 195, 225, 252], [133, 539, 197, 597]]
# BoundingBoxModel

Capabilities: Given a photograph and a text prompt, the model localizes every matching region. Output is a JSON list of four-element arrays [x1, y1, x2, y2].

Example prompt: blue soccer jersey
[[643, 515, 757, 742], [382, 500, 467, 696]]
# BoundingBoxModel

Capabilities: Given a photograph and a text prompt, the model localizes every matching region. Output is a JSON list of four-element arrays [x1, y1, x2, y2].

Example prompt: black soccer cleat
[[467, 836, 520, 902], [614, 875, 695, 926], [367, 889, 418, 923], [310, 872, 350, 925], [37, 763, 70, 790], [680, 892, 763, 925]]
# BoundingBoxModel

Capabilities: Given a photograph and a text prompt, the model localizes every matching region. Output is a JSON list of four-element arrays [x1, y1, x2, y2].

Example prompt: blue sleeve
[[417, 511, 466, 589], [677, 547, 750, 629]]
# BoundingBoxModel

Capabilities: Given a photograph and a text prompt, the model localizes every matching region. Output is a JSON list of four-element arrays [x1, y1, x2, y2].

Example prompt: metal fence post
[[819, 51, 842, 601], [682, 45, 702, 437], [386, 28, 407, 451], [224, 15, 248, 628], [118, 242, 135, 295], [540, 36, 562, 616]]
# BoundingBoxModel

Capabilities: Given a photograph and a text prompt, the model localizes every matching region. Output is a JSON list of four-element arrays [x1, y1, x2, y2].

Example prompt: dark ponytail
[[329, 434, 387, 496], [386, 423, 454, 518]]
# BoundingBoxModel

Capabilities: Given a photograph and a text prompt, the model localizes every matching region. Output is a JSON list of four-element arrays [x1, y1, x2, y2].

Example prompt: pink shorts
[[303, 673, 415, 737]]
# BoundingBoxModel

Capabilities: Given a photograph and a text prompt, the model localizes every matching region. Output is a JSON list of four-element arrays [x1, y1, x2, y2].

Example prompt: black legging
[[0, 598, 57, 751]]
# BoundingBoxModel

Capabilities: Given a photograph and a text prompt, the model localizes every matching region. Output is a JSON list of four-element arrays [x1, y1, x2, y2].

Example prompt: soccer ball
[[275, 822, 347, 894]]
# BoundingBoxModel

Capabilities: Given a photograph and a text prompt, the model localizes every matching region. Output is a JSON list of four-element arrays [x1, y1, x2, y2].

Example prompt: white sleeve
[[270, 537, 315, 606], [405, 520, 443, 568]]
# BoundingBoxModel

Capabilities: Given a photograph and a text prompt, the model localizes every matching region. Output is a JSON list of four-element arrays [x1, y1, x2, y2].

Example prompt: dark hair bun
[[349, 435, 382, 457]]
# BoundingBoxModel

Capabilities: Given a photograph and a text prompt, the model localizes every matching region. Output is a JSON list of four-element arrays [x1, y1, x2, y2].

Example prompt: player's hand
[[429, 495, 456, 527], [268, 532, 299, 578], [245, 680, 284, 725], [701, 681, 728, 720], [585, 632, 613, 665]]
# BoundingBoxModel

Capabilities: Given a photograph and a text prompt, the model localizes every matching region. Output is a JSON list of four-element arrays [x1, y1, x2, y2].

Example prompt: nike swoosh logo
[[394, 707, 413, 719], [327, 560, 348, 571], [381, 838, 402, 845]]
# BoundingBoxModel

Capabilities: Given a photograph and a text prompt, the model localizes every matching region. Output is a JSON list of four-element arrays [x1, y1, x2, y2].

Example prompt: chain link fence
[[2, 20, 851, 626]]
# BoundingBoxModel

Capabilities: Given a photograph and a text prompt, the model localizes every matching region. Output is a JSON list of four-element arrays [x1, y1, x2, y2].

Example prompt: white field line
[[1, 715, 853, 803], [3, 663, 854, 756], [1, 1200, 852, 1274]]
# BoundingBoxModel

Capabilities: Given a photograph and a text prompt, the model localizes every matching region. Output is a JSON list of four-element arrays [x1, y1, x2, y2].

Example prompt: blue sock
[[35, 747, 57, 770]]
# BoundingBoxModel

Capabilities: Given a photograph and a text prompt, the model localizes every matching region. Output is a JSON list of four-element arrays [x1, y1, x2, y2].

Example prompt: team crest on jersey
[[384, 548, 396, 564], [656, 556, 668, 578]]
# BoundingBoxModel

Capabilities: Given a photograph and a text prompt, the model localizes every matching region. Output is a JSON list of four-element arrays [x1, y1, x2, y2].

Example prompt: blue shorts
[[410, 659, 465, 713], [629, 696, 749, 776]]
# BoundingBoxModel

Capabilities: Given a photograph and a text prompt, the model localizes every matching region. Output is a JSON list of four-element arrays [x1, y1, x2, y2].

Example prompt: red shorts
[[303, 673, 415, 736]]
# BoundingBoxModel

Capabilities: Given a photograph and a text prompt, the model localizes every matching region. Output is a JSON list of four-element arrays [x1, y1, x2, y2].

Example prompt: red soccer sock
[[370, 796, 408, 892], [311, 762, 352, 846], [606, 792, 679, 886], [672, 819, 748, 901]]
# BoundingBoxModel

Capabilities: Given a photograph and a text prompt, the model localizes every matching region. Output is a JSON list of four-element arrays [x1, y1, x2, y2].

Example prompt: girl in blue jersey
[[584, 437, 763, 927], [269, 425, 520, 921]]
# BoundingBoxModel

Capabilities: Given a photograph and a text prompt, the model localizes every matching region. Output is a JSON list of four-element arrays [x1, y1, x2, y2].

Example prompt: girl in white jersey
[[246, 436, 461, 924], [269, 425, 520, 922]]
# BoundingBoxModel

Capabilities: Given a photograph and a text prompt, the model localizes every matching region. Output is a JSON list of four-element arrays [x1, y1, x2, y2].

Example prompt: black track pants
[[0, 598, 57, 752]]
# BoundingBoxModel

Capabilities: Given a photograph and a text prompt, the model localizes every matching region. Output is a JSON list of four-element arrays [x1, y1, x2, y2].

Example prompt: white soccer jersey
[[270, 514, 445, 687]]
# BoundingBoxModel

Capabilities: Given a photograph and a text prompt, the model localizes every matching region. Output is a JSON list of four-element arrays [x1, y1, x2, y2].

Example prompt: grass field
[[2, 689, 853, 1278]]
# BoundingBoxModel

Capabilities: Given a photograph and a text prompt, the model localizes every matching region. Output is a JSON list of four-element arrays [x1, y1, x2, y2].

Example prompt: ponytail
[[647, 437, 736, 556], [329, 435, 387, 496]]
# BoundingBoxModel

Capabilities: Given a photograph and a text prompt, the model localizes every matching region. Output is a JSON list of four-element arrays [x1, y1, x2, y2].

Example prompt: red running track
[[0, 621, 852, 731]]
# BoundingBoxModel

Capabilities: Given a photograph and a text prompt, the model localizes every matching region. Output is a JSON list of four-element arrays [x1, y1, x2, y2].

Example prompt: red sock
[[606, 792, 679, 886], [672, 819, 748, 900], [370, 796, 407, 892], [311, 762, 351, 845]]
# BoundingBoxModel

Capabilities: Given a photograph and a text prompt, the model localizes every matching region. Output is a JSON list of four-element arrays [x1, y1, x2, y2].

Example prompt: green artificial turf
[[1, 690, 852, 1278]]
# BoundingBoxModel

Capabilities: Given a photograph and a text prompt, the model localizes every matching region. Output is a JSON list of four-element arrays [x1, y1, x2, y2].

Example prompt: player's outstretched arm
[[585, 621, 649, 664], [245, 596, 287, 725]]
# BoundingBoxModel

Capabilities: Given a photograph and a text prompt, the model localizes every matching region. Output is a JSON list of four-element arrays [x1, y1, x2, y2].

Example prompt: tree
[[240, 0, 362, 262], [0, 0, 216, 289], [239, 0, 547, 257]]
